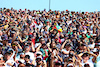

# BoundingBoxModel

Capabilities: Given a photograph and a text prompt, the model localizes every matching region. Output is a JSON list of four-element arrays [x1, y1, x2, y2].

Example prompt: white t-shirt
[[5, 59, 15, 67], [88, 43, 95, 48], [62, 49, 69, 54], [81, 59, 94, 67], [5, 49, 15, 67]]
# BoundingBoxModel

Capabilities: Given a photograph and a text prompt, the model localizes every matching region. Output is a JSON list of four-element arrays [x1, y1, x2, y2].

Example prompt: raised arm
[[60, 40, 68, 50], [46, 38, 52, 52], [36, 44, 42, 52], [31, 41, 35, 52], [12, 31, 19, 43], [50, 52, 54, 67]]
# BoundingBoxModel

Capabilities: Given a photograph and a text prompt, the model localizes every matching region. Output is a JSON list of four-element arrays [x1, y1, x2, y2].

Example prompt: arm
[[77, 53, 84, 61], [22, 35, 29, 42], [88, 52, 97, 57], [43, 60, 47, 67], [56, 54, 63, 62], [18, 35, 23, 43], [6, 27, 11, 35], [14, 41, 22, 49], [60, 40, 68, 50], [36, 44, 42, 52], [12, 31, 19, 43], [32, 57, 36, 66], [18, 35, 28, 43], [50, 53, 54, 67], [87, 52, 97, 62], [31, 41, 35, 52], [7, 63, 13, 66], [46, 39, 52, 52]]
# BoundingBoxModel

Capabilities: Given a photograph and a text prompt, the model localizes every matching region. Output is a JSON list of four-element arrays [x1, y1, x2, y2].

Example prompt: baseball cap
[[36, 51, 43, 55], [36, 56, 42, 59], [67, 63, 73, 67], [0, 54, 3, 58]]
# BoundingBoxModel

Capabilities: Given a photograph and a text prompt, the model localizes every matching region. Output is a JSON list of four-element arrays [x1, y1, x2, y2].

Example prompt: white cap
[[36, 51, 43, 55], [89, 22, 92, 23], [36, 56, 42, 59], [67, 63, 73, 66], [92, 34, 97, 36], [0, 54, 3, 58]]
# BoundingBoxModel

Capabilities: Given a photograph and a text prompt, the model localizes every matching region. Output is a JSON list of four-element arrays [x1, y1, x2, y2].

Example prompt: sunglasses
[[20, 57, 24, 58], [36, 58, 42, 61]]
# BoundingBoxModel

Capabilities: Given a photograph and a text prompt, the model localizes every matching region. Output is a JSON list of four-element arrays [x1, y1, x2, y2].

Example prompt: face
[[66, 46, 71, 50], [41, 40, 45, 44], [36, 58, 42, 65], [25, 47, 30, 52], [7, 55, 11, 60], [83, 56, 89, 61], [20, 54, 25, 59], [24, 57, 29, 62], [51, 41, 56, 46]]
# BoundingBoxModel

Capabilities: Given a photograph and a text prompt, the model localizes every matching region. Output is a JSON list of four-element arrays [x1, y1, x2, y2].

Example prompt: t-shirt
[[5, 49, 16, 67], [88, 43, 95, 49], [62, 49, 69, 54], [5, 59, 15, 67], [81, 59, 94, 67]]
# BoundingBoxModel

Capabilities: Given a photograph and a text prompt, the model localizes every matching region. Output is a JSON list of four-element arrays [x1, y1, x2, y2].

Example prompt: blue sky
[[0, 0, 100, 12]]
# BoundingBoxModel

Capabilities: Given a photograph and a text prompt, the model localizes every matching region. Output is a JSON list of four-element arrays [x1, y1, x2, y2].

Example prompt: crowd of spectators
[[0, 8, 100, 67]]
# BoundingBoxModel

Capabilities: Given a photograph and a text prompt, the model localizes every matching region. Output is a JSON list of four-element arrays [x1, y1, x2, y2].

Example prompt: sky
[[0, 0, 100, 12]]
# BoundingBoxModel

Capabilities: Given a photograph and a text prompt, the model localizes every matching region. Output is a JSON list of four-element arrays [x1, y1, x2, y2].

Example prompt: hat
[[67, 63, 73, 67], [0, 54, 3, 58], [92, 34, 97, 36], [36, 51, 43, 55], [36, 56, 42, 59], [89, 22, 92, 23]]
